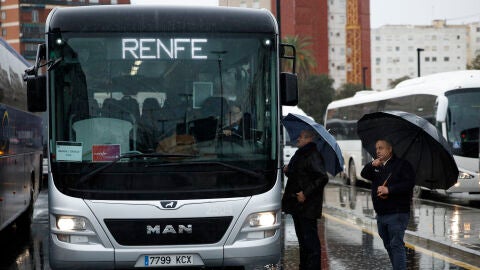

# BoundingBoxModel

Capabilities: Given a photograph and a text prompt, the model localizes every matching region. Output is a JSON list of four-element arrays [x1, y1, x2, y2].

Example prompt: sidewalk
[[322, 183, 480, 268]]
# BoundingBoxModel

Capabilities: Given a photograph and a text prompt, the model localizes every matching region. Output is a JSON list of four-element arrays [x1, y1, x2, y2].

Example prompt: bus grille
[[104, 217, 233, 246]]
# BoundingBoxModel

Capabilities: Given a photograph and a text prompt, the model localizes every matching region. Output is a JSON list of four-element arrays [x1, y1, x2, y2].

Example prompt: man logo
[[160, 201, 177, 209]]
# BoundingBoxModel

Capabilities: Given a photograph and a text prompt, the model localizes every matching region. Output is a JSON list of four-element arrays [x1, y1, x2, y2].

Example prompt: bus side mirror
[[23, 44, 47, 112], [280, 72, 298, 106], [26, 75, 47, 112], [435, 96, 448, 122], [280, 43, 298, 106]]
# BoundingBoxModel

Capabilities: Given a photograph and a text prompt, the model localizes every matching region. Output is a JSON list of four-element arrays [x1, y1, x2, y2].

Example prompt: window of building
[[375, 36, 380, 41], [375, 58, 381, 65], [425, 57, 430, 62], [375, 46, 381, 52], [408, 57, 414, 62], [432, 35, 437, 40], [1, 29, 6, 37], [444, 57, 450, 62], [90, 0, 99, 3], [457, 35, 461, 39], [395, 46, 400, 51], [476, 37, 480, 43], [432, 57, 437, 62], [444, 45, 450, 51], [387, 46, 392, 52], [253, 0, 259, 8], [32, 10, 39, 23], [477, 27, 480, 32], [1, 11, 6, 20], [408, 46, 413, 51]]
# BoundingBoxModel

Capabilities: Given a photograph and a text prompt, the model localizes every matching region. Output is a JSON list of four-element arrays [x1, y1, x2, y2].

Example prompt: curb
[[322, 204, 480, 268]]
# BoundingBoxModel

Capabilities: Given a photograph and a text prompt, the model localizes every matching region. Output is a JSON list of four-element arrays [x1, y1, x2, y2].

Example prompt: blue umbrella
[[282, 113, 344, 176]]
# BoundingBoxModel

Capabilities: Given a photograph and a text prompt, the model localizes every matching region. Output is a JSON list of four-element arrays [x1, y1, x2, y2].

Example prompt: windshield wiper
[[77, 152, 197, 186], [153, 161, 263, 179]]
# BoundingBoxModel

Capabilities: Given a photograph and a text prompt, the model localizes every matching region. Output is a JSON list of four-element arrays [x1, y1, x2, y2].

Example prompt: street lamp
[[417, 48, 424, 77]]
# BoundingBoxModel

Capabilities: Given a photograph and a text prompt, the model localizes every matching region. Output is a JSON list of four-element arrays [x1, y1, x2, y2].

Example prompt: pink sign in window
[[92, 144, 121, 162]]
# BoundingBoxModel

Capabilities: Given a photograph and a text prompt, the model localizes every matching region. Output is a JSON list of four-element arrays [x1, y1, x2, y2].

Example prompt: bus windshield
[[446, 89, 480, 158], [48, 33, 278, 200]]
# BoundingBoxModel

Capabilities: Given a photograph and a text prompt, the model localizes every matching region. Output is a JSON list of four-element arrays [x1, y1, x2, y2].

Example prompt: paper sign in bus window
[[92, 144, 121, 162], [56, 141, 83, 162]]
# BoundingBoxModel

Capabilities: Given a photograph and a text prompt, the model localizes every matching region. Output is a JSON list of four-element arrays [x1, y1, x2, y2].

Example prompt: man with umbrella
[[281, 129, 329, 270], [360, 138, 415, 270]]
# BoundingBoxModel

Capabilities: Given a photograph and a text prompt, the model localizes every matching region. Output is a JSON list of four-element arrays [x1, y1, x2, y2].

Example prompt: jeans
[[377, 212, 410, 270], [292, 215, 321, 270]]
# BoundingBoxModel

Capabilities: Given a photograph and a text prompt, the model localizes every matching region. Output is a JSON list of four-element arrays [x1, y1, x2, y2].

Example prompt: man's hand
[[372, 158, 383, 167], [377, 185, 389, 199], [296, 191, 306, 203]]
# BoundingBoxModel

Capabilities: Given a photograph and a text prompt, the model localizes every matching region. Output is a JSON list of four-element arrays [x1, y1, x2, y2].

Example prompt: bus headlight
[[458, 171, 474, 179], [57, 216, 87, 231], [249, 212, 276, 227], [55, 216, 98, 244], [235, 211, 279, 241]]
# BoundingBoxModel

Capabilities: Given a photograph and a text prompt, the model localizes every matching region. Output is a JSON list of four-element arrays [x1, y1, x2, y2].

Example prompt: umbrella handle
[[378, 173, 393, 199]]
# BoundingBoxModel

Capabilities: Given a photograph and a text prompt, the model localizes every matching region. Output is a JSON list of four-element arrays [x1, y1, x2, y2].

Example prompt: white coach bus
[[325, 70, 479, 197], [23, 5, 299, 270]]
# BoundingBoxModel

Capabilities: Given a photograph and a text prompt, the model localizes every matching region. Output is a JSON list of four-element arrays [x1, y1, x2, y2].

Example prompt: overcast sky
[[130, 0, 480, 28]]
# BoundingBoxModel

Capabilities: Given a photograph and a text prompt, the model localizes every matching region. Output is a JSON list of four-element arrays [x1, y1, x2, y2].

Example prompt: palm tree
[[281, 35, 317, 79]]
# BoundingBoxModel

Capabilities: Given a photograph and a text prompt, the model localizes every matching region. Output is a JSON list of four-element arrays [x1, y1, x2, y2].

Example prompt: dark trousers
[[377, 212, 409, 270], [292, 215, 321, 270]]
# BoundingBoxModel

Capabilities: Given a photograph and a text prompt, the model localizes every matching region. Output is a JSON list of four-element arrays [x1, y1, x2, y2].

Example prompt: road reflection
[[1, 186, 479, 270]]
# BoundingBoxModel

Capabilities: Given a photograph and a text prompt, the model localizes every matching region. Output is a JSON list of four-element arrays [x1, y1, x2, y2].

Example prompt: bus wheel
[[348, 161, 357, 186], [413, 185, 423, 198]]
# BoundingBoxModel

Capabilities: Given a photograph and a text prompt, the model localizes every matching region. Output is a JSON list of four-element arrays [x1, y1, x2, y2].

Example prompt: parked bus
[[0, 38, 43, 232], [24, 5, 298, 270], [325, 70, 479, 197]]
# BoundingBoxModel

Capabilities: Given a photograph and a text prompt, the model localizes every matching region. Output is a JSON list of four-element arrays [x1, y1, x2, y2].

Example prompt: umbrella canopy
[[281, 113, 344, 176], [357, 110, 458, 190]]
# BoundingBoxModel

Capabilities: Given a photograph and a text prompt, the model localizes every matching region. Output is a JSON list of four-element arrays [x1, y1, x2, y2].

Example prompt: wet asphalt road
[[1, 182, 479, 270]]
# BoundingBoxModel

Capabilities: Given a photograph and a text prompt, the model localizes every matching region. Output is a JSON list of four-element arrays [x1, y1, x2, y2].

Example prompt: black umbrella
[[357, 111, 458, 190]]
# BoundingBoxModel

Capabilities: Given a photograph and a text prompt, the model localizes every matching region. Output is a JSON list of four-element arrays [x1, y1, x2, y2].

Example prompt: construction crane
[[346, 0, 362, 84]]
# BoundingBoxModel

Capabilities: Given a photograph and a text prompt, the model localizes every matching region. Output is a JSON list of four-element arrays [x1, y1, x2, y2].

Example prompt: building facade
[[0, 0, 130, 61], [371, 20, 469, 90], [219, 0, 371, 90]]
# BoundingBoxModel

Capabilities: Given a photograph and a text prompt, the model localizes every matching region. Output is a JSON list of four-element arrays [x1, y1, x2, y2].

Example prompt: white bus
[[24, 5, 299, 270], [325, 70, 479, 197]]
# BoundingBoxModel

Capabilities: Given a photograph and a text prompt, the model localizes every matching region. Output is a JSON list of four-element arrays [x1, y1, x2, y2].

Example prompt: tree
[[388, 75, 410, 89], [467, 54, 480, 70], [334, 83, 364, 100], [297, 74, 335, 121], [281, 35, 317, 79]]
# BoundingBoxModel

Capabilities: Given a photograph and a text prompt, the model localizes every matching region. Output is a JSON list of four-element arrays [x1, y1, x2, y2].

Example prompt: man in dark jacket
[[360, 139, 415, 270], [282, 129, 329, 270]]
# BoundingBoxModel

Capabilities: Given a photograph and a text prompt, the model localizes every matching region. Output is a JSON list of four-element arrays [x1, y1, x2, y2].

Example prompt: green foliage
[[281, 35, 317, 80], [297, 74, 335, 122], [388, 76, 410, 89], [334, 83, 364, 100]]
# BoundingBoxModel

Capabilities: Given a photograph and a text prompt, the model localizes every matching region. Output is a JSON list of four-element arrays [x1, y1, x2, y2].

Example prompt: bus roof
[[327, 70, 480, 110], [47, 5, 277, 34]]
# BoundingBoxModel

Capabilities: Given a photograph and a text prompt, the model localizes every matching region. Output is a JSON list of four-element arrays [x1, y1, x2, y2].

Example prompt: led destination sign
[[122, 38, 208, 60]]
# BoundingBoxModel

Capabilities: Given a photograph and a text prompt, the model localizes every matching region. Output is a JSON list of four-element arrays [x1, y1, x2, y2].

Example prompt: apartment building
[[0, 0, 130, 61]]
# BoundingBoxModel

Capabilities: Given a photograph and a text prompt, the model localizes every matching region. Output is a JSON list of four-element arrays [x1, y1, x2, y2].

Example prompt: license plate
[[144, 255, 194, 267]]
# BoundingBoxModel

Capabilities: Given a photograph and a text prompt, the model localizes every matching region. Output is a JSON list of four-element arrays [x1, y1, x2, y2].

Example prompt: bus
[[0, 38, 43, 232], [23, 5, 298, 270], [325, 70, 479, 197]]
